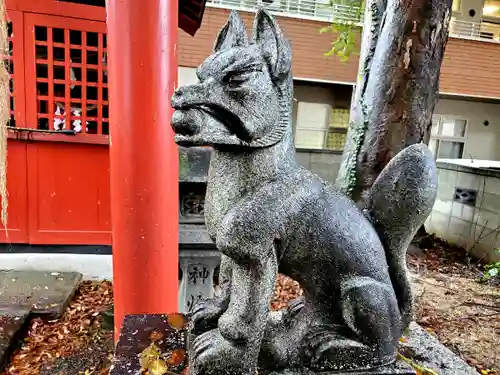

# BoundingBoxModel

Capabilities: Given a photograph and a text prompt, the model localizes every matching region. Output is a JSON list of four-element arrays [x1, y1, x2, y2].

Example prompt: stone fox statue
[[171, 9, 437, 375]]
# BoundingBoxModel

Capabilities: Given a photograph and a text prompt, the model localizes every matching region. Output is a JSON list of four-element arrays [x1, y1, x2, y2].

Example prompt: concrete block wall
[[296, 151, 343, 185], [426, 162, 500, 262]]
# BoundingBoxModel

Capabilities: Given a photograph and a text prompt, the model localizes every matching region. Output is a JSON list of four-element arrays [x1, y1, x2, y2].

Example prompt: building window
[[294, 102, 330, 149], [429, 116, 467, 159], [452, 0, 461, 12], [483, 0, 500, 18], [326, 108, 349, 151], [294, 102, 349, 151]]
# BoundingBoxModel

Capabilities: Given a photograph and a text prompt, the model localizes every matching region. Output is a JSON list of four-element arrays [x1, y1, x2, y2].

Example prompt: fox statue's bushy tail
[[363, 143, 438, 329]]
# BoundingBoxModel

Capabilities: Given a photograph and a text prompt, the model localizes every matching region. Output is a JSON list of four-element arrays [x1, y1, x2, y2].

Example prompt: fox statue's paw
[[301, 327, 393, 372], [283, 296, 306, 325], [189, 328, 256, 375], [190, 296, 228, 335]]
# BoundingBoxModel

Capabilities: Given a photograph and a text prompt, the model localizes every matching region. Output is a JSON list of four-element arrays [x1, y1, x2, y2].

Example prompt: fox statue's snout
[[171, 84, 203, 137]]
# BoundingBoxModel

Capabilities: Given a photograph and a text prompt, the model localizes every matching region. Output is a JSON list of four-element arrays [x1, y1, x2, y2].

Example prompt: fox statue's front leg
[[190, 193, 279, 375], [190, 254, 233, 335]]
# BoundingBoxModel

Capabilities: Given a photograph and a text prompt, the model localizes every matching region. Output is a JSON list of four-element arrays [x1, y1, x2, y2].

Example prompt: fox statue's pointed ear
[[252, 8, 291, 81], [213, 11, 249, 52]]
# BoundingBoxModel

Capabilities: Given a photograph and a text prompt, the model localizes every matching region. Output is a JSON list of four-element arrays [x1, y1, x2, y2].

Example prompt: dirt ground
[[2, 237, 499, 375], [408, 239, 500, 375]]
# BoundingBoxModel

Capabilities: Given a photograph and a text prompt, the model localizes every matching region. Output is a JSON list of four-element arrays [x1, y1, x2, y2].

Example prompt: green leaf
[[320, 0, 365, 61]]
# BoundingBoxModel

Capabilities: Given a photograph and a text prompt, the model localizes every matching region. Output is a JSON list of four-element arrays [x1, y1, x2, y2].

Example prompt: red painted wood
[[0, 140, 29, 243], [7, 0, 207, 36], [6, 0, 106, 22], [107, 0, 179, 337], [24, 13, 108, 138], [26, 142, 111, 244], [8, 131, 110, 145], [8, 10, 26, 128]]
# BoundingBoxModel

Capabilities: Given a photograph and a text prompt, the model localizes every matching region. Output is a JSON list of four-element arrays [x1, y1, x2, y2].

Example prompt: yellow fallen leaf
[[139, 343, 171, 375], [149, 358, 168, 375]]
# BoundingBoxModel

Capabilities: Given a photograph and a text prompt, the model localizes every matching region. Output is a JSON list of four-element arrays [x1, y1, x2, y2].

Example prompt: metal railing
[[206, 0, 364, 24], [207, 1, 500, 44], [449, 18, 500, 43]]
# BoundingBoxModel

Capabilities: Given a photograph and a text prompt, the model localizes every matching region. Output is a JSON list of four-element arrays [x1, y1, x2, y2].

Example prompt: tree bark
[[336, 0, 453, 207]]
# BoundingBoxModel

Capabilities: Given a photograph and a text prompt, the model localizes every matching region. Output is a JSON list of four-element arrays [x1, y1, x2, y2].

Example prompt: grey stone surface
[[261, 361, 416, 375], [179, 224, 215, 246], [437, 161, 500, 179], [0, 307, 29, 372], [0, 270, 82, 319], [427, 163, 500, 262], [178, 145, 342, 185], [109, 314, 189, 375], [179, 250, 221, 313], [400, 323, 479, 375], [179, 146, 213, 183], [171, 9, 437, 375]]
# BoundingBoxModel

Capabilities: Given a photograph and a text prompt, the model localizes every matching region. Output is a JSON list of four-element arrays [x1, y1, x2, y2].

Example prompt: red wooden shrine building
[[3, 0, 204, 246]]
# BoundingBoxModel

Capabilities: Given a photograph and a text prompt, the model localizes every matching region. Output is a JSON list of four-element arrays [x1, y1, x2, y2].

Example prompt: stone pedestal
[[109, 313, 189, 375], [178, 249, 220, 313], [110, 314, 416, 375], [261, 362, 416, 375]]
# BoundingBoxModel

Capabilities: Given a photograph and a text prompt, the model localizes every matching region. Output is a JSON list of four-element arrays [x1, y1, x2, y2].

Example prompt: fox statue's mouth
[[197, 104, 252, 142], [172, 104, 251, 147]]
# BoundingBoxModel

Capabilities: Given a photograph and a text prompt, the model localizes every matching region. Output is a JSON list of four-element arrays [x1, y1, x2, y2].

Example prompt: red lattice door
[[23, 14, 111, 245], [1, 10, 29, 243]]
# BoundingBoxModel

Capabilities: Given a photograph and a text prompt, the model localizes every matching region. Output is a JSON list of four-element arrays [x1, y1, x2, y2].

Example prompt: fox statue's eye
[[228, 75, 246, 86], [224, 71, 252, 89]]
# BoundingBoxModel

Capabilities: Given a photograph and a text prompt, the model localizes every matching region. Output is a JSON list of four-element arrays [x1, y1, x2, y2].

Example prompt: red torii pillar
[[106, 0, 179, 339]]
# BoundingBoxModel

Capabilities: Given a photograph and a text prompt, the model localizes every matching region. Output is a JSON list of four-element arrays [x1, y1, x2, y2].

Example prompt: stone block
[[0, 270, 82, 319], [262, 362, 416, 375], [479, 192, 500, 214], [310, 162, 335, 184], [179, 147, 212, 183], [399, 323, 479, 375], [484, 176, 500, 194], [109, 313, 416, 375], [178, 250, 220, 313], [469, 224, 498, 261], [432, 199, 452, 215], [436, 181, 455, 201], [473, 207, 500, 230], [426, 211, 449, 237], [472, 224, 496, 246], [437, 168, 457, 190], [109, 313, 189, 375], [448, 217, 473, 248], [456, 171, 481, 191], [309, 152, 341, 165], [451, 201, 474, 221]]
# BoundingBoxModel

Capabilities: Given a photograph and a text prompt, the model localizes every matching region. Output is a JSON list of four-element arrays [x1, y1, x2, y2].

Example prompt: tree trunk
[[336, 0, 453, 207]]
